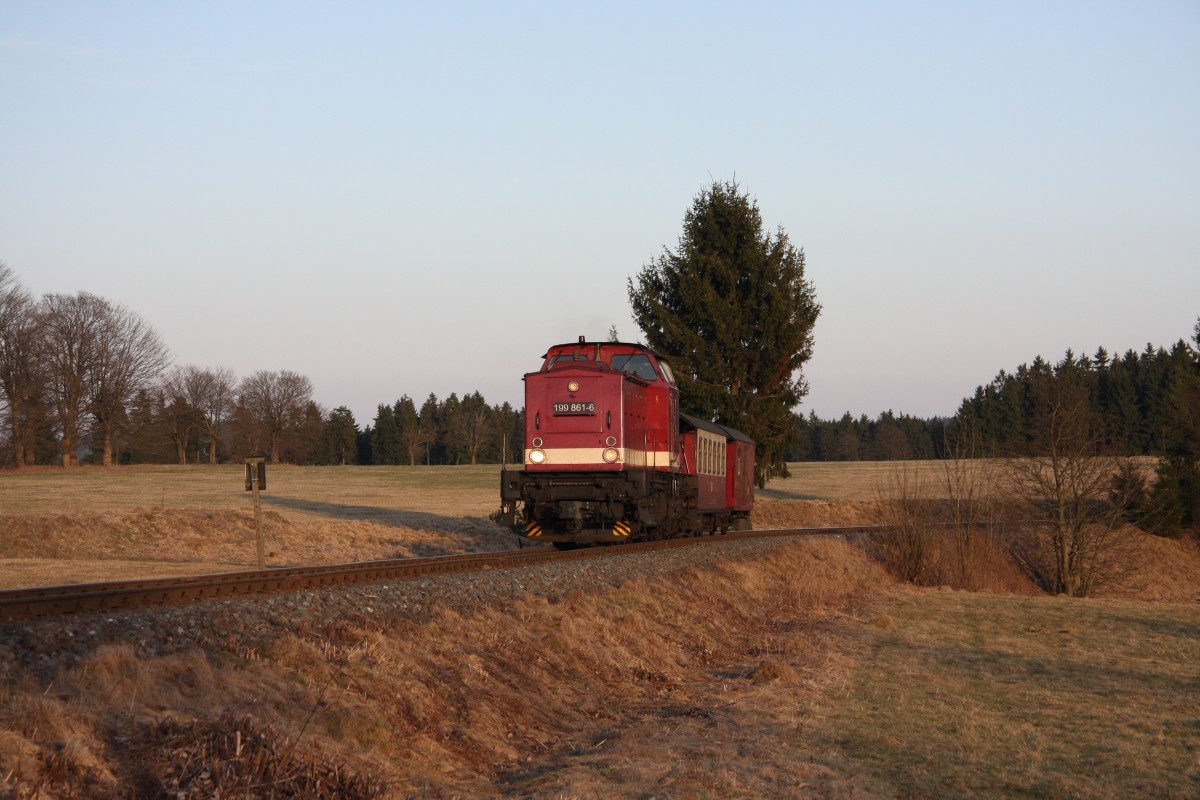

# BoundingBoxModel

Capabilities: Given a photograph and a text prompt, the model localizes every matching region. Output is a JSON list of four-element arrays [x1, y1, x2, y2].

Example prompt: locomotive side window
[[659, 361, 677, 385], [611, 354, 658, 381]]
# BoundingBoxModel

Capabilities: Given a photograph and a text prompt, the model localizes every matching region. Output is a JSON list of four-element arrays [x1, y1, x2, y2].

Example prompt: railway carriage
[[499, 337, 754, 546]]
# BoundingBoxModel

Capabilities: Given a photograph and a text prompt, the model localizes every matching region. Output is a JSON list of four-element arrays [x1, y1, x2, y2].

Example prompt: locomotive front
[[499, 337, 684, 545]]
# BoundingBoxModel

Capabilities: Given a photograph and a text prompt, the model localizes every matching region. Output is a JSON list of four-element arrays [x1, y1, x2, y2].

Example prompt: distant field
[[0, 463, 504, 518], [0, 465, 517, 588], [0, 460, 961, 518], [0, 461, 932, 588], [2, 460, 1190, 597], [764, 459, 975, 500]]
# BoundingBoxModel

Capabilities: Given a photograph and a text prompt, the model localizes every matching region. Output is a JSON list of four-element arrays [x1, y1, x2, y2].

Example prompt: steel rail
[[0, 523, 950, 623]]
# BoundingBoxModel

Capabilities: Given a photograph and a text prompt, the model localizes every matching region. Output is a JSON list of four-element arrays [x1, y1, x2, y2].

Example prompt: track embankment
[[0, 526, 904, 624]]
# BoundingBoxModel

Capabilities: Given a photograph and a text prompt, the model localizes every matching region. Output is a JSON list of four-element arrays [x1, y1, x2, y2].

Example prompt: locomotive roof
[[540, 340, 666, 359], [679, 413, 753, 444]]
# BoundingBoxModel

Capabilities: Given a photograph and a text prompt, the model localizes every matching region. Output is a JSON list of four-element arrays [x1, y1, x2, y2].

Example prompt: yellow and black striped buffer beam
[[613, 520, 631, 538], [525, 521, 542, 538]]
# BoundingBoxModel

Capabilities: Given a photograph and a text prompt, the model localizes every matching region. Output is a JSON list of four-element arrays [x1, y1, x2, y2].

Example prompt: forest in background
[[2, 263, 1197, 532], [791, 336, 1200, 462]]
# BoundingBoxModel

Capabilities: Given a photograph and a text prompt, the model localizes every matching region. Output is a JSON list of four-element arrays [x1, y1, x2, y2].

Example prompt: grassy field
[[0, 459, 977, 516], [0, 461, 1193, 597], [0, 465, 520, 588], [1, 534, 1196, 798], [0, 461, 922, 589], [0, 463, 1198, 797], [809, 590, 1200, 798], [0, 463, 505, 518]]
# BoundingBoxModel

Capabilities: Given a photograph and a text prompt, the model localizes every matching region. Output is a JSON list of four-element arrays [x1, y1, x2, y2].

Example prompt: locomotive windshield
[[610, 354, 658, 381], [546, 354, 590, 369]]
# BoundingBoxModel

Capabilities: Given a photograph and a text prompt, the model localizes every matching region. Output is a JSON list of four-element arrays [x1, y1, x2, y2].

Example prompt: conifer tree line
[[792, 324, 1200, 534], [791, 328, 1199, 464], [354, 394, 523, 467]]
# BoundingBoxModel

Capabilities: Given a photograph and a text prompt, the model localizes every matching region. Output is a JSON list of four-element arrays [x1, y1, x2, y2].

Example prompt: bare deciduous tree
[[1005, 378, 1140, 597], [239, 370, 314, 463], [161, 392, 201, 465], [939, 422, 1003, 587], [90, 302, 171, 466], [39, 293, 108, 466], [871, 464, 940, 584], [164, 365, 237, 464], [0, 264, 44, 467]]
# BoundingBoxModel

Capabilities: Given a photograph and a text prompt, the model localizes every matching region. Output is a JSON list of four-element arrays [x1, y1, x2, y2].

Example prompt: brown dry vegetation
[[2, 539, 1198, 799], [0, 465, 517, 588], [810, 589, 1200, 799], [0, 508, 515, 589], [1, 462, 1199, 798], [0, 462, 982, 590], [0, 539, 883, 798]]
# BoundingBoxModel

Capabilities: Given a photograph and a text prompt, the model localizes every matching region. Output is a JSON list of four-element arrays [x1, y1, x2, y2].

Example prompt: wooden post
[[245, 457, 267, 569]]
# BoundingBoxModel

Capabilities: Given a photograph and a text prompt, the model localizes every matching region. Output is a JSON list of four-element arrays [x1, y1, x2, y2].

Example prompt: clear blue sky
[[2, 1, 1197, 426]]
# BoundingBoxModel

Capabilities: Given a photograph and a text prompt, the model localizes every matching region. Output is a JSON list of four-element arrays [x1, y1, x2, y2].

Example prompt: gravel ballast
[[0, 536, 811, 678]]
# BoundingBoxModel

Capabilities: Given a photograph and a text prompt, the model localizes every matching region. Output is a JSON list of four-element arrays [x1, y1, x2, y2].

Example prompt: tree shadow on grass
[[261, 496, 527, 557], [756, 487, 825, 500], [260, 495, 498, 534]]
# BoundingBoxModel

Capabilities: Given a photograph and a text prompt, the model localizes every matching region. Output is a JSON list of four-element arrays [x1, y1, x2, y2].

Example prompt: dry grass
[[3, 460, 1198, 599], [1, 539, 891, 798], [762, 459, 1003, 501], [0, 462, 961, 589], [0, 507, 518, 588], [0, 465, 520, 588], [2, 461, 1199, 797], [0, 464, 503, 516], [3, 538, 1197, 798], [807, 589, 1200, 799]]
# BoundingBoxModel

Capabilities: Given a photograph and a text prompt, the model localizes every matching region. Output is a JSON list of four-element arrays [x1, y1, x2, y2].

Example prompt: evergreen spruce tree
[[418, 394, 440, 464], [628, 180, 819, 485], [370, 404, 401, 465], [439, 393, 463, 464], [1149, 320, 1200, 534], [314, 406, 358, 465], [393, 395, 426, 466]]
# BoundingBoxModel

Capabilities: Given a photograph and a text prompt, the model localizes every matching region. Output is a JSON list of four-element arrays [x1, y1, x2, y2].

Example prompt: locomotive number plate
[[552, 401, 596, 415]]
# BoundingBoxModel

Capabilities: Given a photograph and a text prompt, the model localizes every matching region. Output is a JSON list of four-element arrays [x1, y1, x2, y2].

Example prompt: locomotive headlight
[[567, 380, 580, 393], [602, 447, 620, 463], [529, 448, 546, 464]]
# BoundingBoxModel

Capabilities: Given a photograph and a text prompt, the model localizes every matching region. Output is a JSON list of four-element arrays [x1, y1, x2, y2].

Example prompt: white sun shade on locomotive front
[[523, 339, 679, 471]]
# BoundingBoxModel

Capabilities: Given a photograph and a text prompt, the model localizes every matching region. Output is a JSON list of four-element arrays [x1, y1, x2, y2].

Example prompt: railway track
[[0, 524, 933, 623]]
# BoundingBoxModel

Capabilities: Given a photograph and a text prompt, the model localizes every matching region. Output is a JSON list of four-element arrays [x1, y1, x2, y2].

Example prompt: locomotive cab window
[[658, 361, 677, 385], [546, 354, 588, 370], [610, 354, 658, 381]]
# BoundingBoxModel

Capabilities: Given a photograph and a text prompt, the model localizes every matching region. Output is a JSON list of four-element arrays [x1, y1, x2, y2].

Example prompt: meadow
[[0, 461, 927, 588], [0, 462, 1197, 798]]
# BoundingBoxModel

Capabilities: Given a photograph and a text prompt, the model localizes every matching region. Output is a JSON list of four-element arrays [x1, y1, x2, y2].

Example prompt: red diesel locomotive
[[499, 337, 754, 546]]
